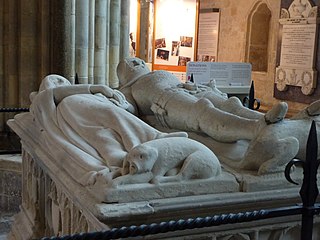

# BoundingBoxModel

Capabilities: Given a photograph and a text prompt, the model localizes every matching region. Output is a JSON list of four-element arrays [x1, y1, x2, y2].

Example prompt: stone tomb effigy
[[8, 110, 316, 240], [7, 65, 320, 239]]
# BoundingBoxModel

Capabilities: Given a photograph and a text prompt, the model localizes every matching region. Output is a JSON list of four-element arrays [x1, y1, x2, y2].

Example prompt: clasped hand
[[90, 85, 130, 110]]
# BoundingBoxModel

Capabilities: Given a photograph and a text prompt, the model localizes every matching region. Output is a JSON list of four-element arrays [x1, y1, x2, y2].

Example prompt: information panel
[[186, 62, 252, 86], [197, 8, 220, 62]]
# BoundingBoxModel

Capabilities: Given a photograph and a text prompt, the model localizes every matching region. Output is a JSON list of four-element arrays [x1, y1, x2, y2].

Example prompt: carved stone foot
[[264, 102, 288, 124], [306, 100, 320, 116], [291, 100, 320, 120]]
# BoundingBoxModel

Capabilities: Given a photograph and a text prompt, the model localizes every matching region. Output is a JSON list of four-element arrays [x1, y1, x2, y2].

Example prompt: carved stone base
[[7, 112, 320, 239], [100, 171, 238, 203], [7, 143, 320, 240]]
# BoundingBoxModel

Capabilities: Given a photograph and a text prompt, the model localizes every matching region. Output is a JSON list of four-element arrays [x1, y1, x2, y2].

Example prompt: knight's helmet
[[117, 57, 150, 89]]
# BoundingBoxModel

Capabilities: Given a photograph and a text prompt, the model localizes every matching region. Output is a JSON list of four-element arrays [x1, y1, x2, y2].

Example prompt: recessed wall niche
[[246, 2, 271, 72]]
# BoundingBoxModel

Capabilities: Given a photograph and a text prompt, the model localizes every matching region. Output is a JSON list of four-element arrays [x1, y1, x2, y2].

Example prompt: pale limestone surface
[[115, 137, 221, 185], [118, 58, 269, 143], [23, 61, 320, 203], [118, 57, 320, 176], [8, 71, 320, 239], [222, 101, 320, 175]]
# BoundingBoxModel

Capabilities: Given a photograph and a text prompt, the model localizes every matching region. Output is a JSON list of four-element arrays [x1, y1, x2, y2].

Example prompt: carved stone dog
[[112, 137, 221, 186], [228, 118, 320, 175]]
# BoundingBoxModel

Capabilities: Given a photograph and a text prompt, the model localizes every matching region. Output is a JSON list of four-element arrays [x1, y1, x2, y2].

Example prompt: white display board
[[186, 62, 252, 86], [197, 8, 220, 62], [153, 0, 197, 73]]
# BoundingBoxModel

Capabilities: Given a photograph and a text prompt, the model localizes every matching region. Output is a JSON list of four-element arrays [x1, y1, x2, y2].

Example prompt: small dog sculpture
[[112, 137, 221, 186]]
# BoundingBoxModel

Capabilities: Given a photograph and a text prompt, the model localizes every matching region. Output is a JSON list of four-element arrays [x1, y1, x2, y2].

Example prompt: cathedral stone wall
[[200, 0, 309, 115]]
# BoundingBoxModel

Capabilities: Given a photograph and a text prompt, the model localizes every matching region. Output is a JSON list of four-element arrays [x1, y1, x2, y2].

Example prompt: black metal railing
[[0, 107, 29, 113], [0, 107, 29, 154], [39, 121, 320, 240], [242, 80, 261, 110]]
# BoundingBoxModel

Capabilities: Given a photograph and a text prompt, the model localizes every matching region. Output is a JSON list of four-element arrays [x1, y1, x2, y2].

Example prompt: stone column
[[51, 0, 76, 82], [0, 0, 4, 130], [51, 0, 68, 78], [38, 0, 51, 80], [94, 0, 107, 84], [75, 0, 89, 84], [0, 0, 52, 131], [3, 0, 19, 127], [119, 0, 130, 61], [0, 0, 4, 95], [19, 0, 39, 104], [109, 0, 121, 88], [88, 0, 95, 84], [68, 0, 76, 83], [105, 0, 110, 86], [139, 0, 153, 63]]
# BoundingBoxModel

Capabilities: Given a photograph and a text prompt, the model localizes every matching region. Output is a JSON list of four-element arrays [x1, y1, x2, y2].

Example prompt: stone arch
[[245, 1, 272, 72]]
